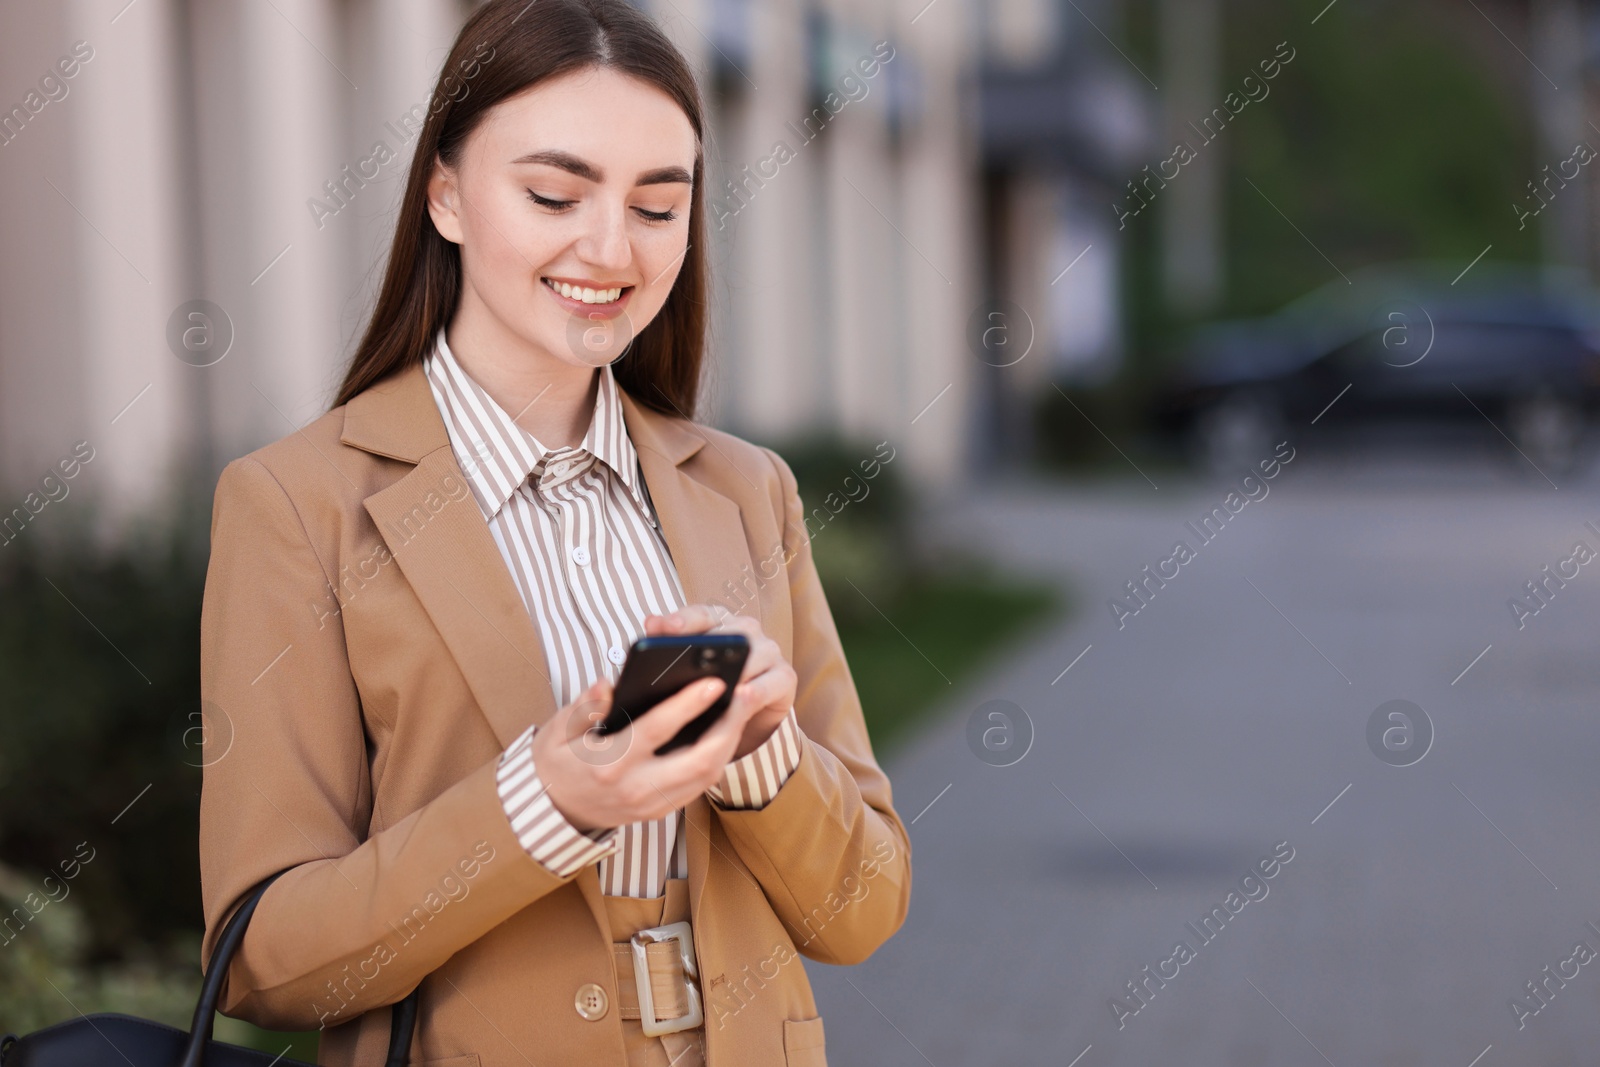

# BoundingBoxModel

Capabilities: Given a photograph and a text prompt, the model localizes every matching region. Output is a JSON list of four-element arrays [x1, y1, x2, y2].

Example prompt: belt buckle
[[630, 920, 704, 1037]]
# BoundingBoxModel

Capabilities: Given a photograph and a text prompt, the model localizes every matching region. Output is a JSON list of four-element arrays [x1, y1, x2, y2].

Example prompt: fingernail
[[704, 679, 722, 695]]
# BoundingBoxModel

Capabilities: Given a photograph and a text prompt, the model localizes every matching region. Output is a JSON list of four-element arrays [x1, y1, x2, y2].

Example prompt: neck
[[445, 295, 599, 450]]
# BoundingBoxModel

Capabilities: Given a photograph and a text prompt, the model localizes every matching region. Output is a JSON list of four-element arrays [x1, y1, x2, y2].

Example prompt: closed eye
[[527, 189, 678, 224], [527, 190, 574, 211]]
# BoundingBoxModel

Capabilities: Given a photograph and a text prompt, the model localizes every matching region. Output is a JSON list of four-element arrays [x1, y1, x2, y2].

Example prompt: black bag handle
[[181, 871, 423, 1067]]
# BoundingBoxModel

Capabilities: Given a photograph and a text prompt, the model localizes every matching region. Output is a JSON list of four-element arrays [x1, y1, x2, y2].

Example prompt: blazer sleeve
[[708, 447, 912, 966], [198, 457, 571, 1030]]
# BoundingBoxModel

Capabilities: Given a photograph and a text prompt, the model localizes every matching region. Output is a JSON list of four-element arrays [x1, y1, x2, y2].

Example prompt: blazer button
[[575, 982, 609, 1021]]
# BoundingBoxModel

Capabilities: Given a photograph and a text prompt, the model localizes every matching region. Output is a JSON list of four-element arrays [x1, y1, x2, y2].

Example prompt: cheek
[[463, 198, 543, 287], [633, 234, 689, 312]]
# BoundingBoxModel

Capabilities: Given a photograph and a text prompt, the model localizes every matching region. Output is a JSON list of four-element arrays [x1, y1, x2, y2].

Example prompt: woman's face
[[427, 65, 696, 368]]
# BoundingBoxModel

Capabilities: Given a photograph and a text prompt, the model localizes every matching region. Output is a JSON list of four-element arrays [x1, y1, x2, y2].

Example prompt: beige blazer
[[197, 361, 912, 1067]]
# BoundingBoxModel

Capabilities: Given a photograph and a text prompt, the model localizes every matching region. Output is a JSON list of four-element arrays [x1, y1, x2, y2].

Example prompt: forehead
[[470, 65, 697, 169]]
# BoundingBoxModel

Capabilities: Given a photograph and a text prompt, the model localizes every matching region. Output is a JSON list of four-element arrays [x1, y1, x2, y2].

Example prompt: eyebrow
[[510, 149, 693, 187]]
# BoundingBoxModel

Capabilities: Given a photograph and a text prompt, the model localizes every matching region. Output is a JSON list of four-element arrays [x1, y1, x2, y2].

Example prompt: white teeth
[[544, 278, 622, 303]]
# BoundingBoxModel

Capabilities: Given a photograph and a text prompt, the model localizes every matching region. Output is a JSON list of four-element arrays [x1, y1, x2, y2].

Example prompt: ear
[[426, 157, 465, 244]]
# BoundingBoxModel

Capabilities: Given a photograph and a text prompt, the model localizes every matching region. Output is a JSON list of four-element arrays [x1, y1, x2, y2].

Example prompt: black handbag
[[0, 871, 423, 1067]]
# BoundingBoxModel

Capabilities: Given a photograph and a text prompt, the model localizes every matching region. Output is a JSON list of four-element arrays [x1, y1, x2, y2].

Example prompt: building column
[[1159, 0, 1223, 314], [191, 0, 348, 466], [0, 0, 191, 536], [893, 0, 979, 488]]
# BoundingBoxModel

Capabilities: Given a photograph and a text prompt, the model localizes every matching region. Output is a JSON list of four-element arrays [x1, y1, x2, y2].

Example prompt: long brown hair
[[332, 0, 709, 418]]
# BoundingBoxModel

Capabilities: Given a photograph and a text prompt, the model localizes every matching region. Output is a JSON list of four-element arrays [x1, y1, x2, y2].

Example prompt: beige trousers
[[602, 879, 707, 1067]]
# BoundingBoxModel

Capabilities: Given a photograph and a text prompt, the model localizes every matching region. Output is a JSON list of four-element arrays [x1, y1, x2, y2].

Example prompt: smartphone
[[595, 634, 751, 755]]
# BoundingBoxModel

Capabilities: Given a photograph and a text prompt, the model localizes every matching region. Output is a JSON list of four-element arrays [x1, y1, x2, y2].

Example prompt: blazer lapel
[[362, 446, 557, 749], [344, 363, 757, 925], [342, 362, 555, 751]]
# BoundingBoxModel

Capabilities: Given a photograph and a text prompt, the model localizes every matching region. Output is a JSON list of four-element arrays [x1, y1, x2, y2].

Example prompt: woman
[[196, 2, 911, 1065]]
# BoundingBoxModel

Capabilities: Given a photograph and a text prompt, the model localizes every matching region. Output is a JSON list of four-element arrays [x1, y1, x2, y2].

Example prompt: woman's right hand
[[532, 674, 755, 833]]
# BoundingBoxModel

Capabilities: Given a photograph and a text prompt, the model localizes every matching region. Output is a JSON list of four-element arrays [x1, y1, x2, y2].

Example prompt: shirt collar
[[422, 327, 650, 521]]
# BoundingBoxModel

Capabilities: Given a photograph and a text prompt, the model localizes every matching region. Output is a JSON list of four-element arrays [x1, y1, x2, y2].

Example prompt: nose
[[574, 196, 632, 273]]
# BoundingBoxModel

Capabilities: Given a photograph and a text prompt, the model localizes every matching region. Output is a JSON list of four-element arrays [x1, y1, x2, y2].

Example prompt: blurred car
[[1156, 262, 1600, 474]]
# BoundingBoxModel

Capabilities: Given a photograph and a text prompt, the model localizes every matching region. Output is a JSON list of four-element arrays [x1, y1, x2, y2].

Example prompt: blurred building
[[0, 0, 981, 536], [971, 0, 1151, 465]]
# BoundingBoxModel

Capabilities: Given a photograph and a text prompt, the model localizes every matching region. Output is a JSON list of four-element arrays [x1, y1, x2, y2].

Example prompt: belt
[[610, 920, 705, 1037]]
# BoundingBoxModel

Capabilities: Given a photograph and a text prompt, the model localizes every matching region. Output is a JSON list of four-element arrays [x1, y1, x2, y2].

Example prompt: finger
[[642, 670, 756, 777], [732, 669, 790, 721], [721, 676, 788, 738], [622, 676, 727, 753], [554, 677, 608, 737], [556, 679, 628, 766], [649, 703, 744, 783], [733, 634, 779, 684], [709, 612, 761, 640], [651, 603, 727, 635]]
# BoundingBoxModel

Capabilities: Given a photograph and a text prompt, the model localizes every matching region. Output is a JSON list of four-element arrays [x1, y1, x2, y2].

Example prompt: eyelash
[[526, 190, 678, 224]]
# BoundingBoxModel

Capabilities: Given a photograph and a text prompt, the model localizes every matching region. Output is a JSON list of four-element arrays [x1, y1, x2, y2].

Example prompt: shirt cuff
[[496, 723, 618, 877], [707, 707, 804, 810]]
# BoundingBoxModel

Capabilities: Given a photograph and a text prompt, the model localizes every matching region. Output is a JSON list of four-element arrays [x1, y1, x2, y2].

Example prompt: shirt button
[[574, 982, 609, 1021], [608, 645, 627, 665], [572, 545, 591, 566]]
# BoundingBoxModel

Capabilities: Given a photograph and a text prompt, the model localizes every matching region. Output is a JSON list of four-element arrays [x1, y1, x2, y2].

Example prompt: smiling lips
[[541, 276, 633, 317]]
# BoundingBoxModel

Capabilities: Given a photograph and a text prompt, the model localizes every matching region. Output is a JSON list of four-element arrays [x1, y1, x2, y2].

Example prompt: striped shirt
[[422, 328, 803, 898]]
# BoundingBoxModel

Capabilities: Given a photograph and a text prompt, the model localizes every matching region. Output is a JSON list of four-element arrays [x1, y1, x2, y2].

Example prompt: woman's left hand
[[643, 604, 796, 760]]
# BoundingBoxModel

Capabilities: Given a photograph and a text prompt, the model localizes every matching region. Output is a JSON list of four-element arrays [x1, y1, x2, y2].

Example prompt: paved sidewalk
[[805, 448, 1600, 1066]]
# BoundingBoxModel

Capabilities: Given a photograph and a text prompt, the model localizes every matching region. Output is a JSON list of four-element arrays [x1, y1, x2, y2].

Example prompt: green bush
[[0, 859, 196, 1033], [770, 434, 912, 622], [767, 433, 1063, 748], [0, 500, 210, 962]]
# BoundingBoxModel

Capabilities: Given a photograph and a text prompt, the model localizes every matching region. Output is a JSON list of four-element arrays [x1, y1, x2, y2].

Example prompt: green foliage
[[0, 509, 210, 962], [769, 434, 1063, 748], [0, 856, 317, 1055], [0, 860, 196, 1033], [1224, 0, 1537, 318], [769, 434, 912, 624], [835, 573, 1059, 750], [1118, 0, 1539, 367]]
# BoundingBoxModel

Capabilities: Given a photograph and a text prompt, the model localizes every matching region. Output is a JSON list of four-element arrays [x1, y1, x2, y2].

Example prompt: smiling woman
[[196, 3, 909, 1067], [331, 2, 711, 433]]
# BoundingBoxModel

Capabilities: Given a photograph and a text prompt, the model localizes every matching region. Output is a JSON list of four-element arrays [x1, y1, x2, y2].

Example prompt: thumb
[[553, 677, 609, 736], [582, 677, 616, 730]]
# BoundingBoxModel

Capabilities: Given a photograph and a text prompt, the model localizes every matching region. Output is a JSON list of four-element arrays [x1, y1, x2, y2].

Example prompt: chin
[[553, 311, 641, 366]]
